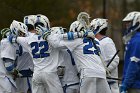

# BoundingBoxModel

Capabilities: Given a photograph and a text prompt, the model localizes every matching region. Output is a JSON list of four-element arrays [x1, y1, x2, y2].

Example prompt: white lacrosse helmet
[[34, 14, 50, 30], [23, 15, 35, 26], [50, 27, 65, 35], [122, 11, 140, 43], [90, 18, 108, 35], [69, 21, 85, 32], [10, 20, 29, 36]]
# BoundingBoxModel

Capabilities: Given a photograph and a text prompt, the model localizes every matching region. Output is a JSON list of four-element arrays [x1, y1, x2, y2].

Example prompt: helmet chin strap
[[93, 26, 100, 35], [132, 22, 140, 31]]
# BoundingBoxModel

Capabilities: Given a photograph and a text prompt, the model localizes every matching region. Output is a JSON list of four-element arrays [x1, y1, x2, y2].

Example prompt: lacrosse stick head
[[77, 12, 90, 29]]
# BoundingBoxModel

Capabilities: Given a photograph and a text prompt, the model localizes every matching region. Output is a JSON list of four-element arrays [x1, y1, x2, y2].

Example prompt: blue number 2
[[30, 41, 50, 58], [83, 38, 101, 56]]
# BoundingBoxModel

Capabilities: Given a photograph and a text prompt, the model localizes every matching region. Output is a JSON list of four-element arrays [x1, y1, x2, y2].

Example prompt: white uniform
[[15, 46, 34, 93], [47, 33, 111, 93], [0, 38, 17, 93], [16, 33, 63, 93], [99, 37, 119, 93], [59, 49, 80, 93]]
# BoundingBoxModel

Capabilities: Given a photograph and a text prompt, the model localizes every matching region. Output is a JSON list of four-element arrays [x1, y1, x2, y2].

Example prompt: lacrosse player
[[50, 27, 80, 93], [8, 18, 64, 93], [14, 15, 36, 93], [0, 28, 17, 93], [120, 11, 140, 93], [90, 18, 120, 93]]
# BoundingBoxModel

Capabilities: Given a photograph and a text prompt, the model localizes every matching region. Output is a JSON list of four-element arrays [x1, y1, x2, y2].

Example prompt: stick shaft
[[107, 50, 120, 67], [107, 77, 122, 81]]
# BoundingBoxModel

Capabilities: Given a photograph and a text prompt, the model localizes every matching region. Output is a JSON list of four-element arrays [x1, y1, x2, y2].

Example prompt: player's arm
[[8, 35, 30, 52], [46, 33, 66, 49], [47, 33, 82, 51], [48, 30, 94, 41], [61, 31, 85, 40], [36, 25, 93, 50], [36, 25, 94, 41]]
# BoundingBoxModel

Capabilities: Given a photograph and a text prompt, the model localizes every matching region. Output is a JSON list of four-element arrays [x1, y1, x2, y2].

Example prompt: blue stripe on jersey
[[27, 77, 32, 92], [25, 17, 28, 24], [6, 76, 16, 88], [38, 35, 41, 40], [67, 49, 75, 65], [19, 45, 23, 56], [93, 26, 100, 35]]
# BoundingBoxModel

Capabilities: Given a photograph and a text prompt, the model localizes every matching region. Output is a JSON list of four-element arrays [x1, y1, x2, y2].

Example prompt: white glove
[[84, 29, 95, 39]]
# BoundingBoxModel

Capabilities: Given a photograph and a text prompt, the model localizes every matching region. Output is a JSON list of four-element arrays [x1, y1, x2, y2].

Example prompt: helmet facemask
[[18, 30, 26, 37]]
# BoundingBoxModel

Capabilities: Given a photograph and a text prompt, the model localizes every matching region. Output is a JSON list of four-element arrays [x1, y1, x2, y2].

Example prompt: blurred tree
[[0, 0, 139, 61]]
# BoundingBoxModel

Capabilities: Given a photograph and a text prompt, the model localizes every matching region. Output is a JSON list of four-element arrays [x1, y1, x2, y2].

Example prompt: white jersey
[[99, 37, 119, 78], [0, 55, 16, 93], [0, 44, 8, 77], [16, 47, 34, 71], [48, 34, 106, 79], [16, 32, 34, 71], [1, 38, 17, 60], [16, 33, 60, 73], [59, 49, 79, 87], [0, 39, 17, 89]]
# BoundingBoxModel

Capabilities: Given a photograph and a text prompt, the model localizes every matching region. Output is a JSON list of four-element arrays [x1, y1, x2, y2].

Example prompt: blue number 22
[[83, 38, 101, 56], [30, 41, 50, 58]]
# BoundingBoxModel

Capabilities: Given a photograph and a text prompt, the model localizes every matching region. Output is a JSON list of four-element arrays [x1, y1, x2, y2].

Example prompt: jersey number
[[83, 38, 100, 56], [30, 41, 50, 58]]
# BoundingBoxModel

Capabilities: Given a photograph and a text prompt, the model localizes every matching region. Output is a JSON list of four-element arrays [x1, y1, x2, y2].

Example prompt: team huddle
[[0, 11, 139, 93]]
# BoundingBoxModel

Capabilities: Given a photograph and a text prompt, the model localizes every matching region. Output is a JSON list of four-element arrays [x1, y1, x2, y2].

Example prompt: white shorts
[[16, 77, 32, 93], [32, 72, 64, 93], [108, 81, 119, 93], [80, 77, 111, 93]]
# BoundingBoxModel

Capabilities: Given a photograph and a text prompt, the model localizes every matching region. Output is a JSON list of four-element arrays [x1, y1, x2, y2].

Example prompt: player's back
[[70, 38, 106, 78], [99, 37, 119, 62], [20, 33, 59, 73]]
